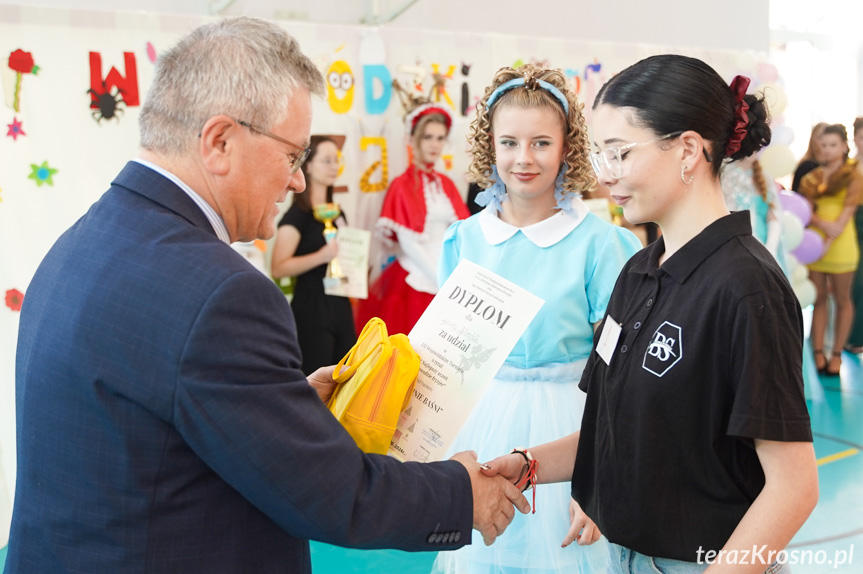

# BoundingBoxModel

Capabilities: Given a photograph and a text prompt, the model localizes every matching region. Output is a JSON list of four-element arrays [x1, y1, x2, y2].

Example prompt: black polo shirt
[[572, 211, 812, 562]]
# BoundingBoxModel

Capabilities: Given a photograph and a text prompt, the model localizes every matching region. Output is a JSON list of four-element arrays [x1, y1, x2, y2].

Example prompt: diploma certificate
[[388, 259, 544, 462], [323, 226, 371, 299]]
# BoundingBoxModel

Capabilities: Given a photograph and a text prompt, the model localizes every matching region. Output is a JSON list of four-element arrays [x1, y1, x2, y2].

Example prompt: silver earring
[[681, 165, 693, 185]]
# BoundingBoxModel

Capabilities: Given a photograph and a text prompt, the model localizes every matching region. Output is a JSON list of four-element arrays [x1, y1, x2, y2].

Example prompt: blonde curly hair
[[467, 64, 594, 196]]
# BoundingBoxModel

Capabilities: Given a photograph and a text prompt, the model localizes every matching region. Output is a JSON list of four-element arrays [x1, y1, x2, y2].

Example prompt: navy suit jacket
[[7, 162, 472, 573]]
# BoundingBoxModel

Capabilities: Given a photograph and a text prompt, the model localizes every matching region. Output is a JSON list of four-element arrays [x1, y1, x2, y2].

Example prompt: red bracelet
[[511, 447, 537, 514]]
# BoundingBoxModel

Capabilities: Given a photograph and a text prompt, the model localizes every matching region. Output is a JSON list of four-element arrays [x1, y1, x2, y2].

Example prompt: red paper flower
[[8, 49, 35, 74], [5, 288, 24, 312]]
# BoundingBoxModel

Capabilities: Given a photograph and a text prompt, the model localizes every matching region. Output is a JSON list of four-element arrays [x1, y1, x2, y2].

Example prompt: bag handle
[[333, 317, 389, 383]]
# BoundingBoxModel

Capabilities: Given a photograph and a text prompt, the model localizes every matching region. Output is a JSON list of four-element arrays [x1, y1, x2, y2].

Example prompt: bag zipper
[[369, 347, 398, 423]]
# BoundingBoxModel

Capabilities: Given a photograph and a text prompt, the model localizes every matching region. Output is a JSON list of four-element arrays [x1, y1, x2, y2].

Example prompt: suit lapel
[[111, 161, 218, 237]]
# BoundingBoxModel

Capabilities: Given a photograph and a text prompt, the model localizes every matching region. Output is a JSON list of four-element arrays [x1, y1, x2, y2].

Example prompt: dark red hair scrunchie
[[725, 75, 751, 157]]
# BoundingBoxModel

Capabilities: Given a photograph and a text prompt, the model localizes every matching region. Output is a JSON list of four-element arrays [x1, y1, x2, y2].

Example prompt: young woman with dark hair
[[432, 63, 641, 574], [799, 124, 862, 372], [271, 136, 356, 374], [482, 55, 818, 574]]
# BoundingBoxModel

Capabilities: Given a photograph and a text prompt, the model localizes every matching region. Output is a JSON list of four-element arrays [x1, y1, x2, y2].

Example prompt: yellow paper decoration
[[359, 136, 388, 193], [430, 63, 455, 109], [326, 60, 355, 114]]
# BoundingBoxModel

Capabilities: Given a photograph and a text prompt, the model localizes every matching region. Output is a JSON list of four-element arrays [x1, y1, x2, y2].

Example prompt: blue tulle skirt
[[433, 360, 609, 574]]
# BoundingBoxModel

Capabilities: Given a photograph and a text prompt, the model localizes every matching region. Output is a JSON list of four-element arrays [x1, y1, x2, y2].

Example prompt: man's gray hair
[[139, 17, 325, 155]]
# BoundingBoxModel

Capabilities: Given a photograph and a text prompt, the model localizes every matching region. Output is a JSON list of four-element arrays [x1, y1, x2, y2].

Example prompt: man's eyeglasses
[[589, 132, 682, 179], [235, 119, 311, 174]]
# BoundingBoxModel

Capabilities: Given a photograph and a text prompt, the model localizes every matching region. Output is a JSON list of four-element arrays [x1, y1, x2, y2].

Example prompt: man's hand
[[561, 498, 602, 547], [451, 450, 531, 546], [307, 365, 338, 403]]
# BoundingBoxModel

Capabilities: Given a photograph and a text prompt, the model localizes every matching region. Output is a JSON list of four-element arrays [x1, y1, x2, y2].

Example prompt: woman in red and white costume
[[356, 103, 470, 335]]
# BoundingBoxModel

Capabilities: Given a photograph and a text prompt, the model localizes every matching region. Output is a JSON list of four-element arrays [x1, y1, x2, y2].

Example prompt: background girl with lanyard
[[433, 64, 641, 574], [481, 55, 818, 574], [271, 136, 356, 375], [355, 102, 470, 336]]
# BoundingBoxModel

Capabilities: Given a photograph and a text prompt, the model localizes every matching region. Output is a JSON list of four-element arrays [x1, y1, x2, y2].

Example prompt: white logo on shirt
[[642, 321, 683, 377]]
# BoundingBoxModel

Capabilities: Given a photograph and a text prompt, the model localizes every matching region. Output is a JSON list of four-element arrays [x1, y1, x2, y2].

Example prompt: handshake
[[450, 450, 531, 546], [451, 450, 602, 548], [309, 366, 600, 547]]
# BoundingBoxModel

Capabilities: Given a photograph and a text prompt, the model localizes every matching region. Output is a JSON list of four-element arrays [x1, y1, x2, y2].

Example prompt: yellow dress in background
[[801, 160, 862, 274]]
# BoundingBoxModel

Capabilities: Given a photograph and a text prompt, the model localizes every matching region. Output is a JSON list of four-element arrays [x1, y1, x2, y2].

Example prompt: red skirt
[[354, 260, 434, 336]]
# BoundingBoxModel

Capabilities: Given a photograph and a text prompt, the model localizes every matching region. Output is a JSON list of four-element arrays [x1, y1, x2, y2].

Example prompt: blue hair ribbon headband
[[486, 78, 570, 115]]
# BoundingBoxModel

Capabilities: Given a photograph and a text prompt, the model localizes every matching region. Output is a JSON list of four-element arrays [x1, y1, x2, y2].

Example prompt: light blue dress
[[432, 196, 642, 574], [720, 163, 787, 271]]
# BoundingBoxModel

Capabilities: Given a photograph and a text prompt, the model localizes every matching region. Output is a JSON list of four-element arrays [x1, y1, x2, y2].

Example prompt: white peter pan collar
[[478, 195, 590, 247]]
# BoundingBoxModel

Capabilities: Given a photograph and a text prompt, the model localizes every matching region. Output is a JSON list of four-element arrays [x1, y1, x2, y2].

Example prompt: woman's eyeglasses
[[589, 132, 682, 179]]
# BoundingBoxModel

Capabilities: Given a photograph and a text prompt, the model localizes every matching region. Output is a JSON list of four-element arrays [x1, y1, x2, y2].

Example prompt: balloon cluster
[[745, 62, 796, 178], [756, 83, 797, 178], [779, 190, 823, 307], [746, 62, 824, 308]]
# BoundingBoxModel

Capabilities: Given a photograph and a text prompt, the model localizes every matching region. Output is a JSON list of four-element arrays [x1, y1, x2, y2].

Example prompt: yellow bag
[[327, 317, 421, 454]]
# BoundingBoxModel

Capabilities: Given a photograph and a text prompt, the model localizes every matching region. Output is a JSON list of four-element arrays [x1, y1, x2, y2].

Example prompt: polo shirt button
[[621, 345, 628, 353], [634, 321, 641, 329], [646, 298, 653, 307]]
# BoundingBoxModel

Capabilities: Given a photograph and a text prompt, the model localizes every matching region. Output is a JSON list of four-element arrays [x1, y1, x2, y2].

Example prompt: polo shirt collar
[[631, 211, 752, 283], [478, 195, 590, 247]]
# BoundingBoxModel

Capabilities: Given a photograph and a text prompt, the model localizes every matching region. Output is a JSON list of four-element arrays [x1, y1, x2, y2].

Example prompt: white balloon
[[760, 144, 796, 178], [791, 263, 808, 286], [793, 278, 816, 308], [772, 125, 794, 146], [757, 83, 788, 115], [785, 253, 800, 271], [781, 211, 804, 250]]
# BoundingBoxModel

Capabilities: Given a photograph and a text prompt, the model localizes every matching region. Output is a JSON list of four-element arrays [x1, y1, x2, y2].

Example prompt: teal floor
[[311, 349, 863, 573], [790, 348, 863, 573]]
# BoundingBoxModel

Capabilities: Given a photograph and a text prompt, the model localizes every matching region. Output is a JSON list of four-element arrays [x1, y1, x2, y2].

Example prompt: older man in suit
[[6, 17, 527, 573]]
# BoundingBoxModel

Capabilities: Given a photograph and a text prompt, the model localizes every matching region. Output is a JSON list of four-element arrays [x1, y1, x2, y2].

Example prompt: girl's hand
[[480, 452, 528, 484], [820, 220, 844, 240], [318, 241, 339, 263], [561, 498, 602, 547]]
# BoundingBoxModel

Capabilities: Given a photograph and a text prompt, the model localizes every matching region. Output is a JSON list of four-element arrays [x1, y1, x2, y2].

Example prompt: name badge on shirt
[[596, 315, 622, 366]]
